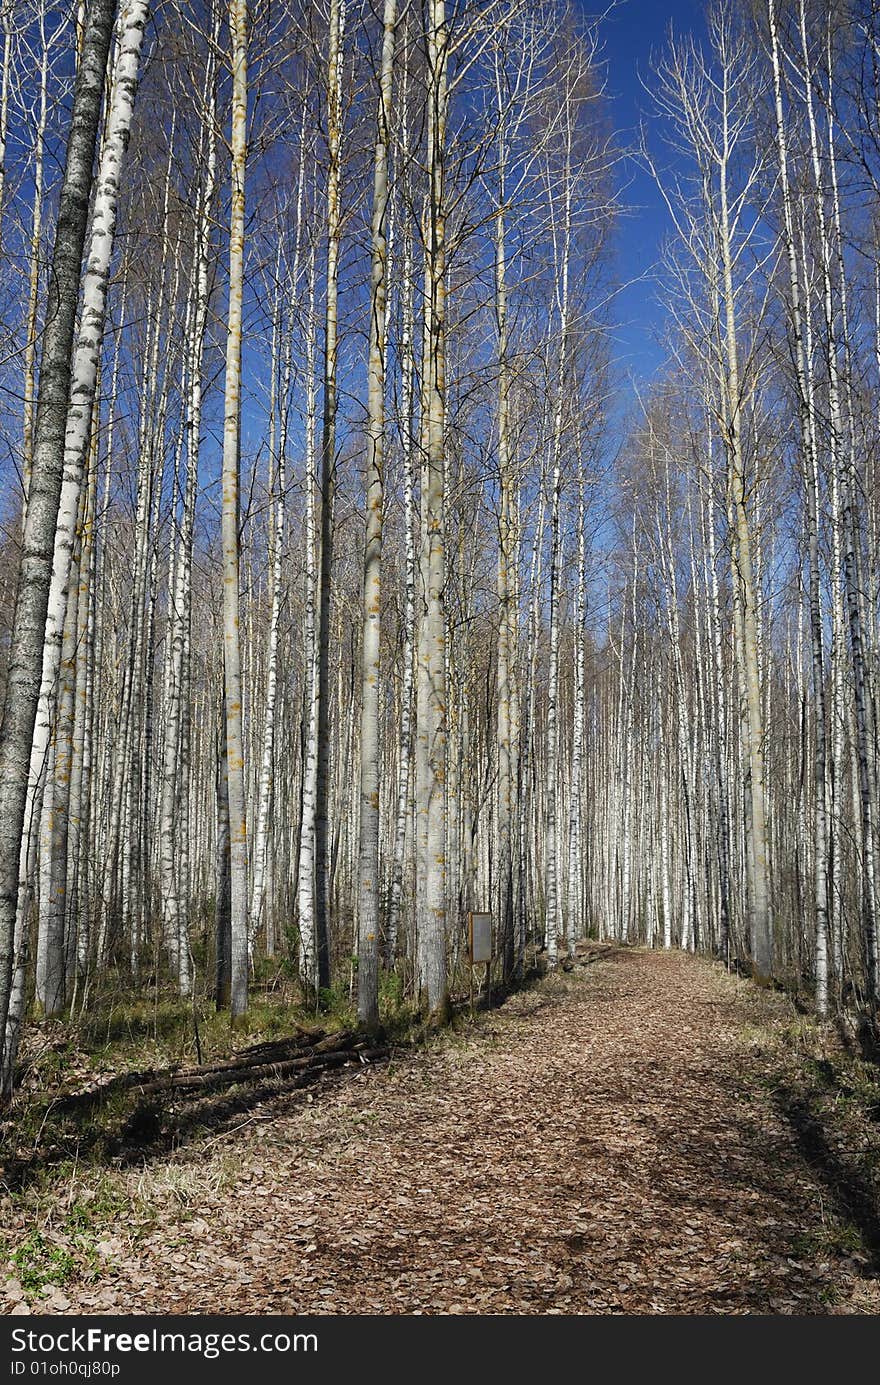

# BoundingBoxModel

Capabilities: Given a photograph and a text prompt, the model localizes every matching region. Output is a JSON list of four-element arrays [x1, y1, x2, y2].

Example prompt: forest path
[[60, 947, 879, 1315]]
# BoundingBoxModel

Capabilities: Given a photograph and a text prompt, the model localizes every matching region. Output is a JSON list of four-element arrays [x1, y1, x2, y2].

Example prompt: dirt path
[[49, 949, 880, 1314]]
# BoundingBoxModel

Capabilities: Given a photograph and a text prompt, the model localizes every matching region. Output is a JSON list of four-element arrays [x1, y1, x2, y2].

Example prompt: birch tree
[[220, 0, 248, 1019], [357, 0, 396, 1028], [29, 0, 150, 1018], [313, 0, 344, 993], [0, 0, 117, 1092], [648, 7, 775, 979], [415, 0, 449, 1020]]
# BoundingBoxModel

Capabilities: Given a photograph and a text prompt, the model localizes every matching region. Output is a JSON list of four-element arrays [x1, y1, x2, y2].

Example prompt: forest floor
[[3, 945, 880, 1315]]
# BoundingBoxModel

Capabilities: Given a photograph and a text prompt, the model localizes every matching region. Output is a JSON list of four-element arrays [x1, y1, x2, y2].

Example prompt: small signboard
[[469, 912, 492, 965]]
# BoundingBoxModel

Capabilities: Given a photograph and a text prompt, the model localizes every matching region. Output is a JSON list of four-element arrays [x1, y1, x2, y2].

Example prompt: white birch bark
[[297, 247, 321, 989], [357, 0, 396, 1028], [386, 149, 416, 967], [493, 49, 517, 978], [716, 47, 772, 979], [35, 488, 84, 1015], [767, 0, 829, 1012], [158, 22, 217, 996], [250, 293, 290, 954], [21, 8, 62, 521], [0, 0, 116, 1093], [20, 0, 148, 982], [787, 0, 877, 1008], [221, 0, 249, 1019], [415, 0, 449, 1019], [544, 133, 572, 966], [0, 2, 11, 248], [66, 411, 98, 991], [313, 0, 345, 993]]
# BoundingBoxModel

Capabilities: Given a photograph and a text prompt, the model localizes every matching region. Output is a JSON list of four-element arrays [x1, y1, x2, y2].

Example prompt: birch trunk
[[544, 141, 572, 966], [718, 105, 772, 980], [250, 304, 290, 955], [221, 0, 248, 1020], [158, 17, 217, 995], [215, 705, 231, 1008], [35, 494, 84, 1016], [386, 191, 416, 967], [494, 68, 518, 978], [67, 417, 97, 991], [21, 0, 148, 1006], [21, 10, 52, 520], [701, 442, 732, 961], [566, 468, 586, 951], [0, 2, 10, 248], [314, 0, 344, 993], [357, 0, 396, 1028], [767, 0, 829, 1012], [798, 0, 878, 1008], [0, 0, 116, 1094], [297, 248, 320, 988], [415, 0, 449, 1020]]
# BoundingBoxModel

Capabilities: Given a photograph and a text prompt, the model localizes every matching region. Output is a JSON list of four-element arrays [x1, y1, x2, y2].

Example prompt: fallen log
[[156, 1029, 330, 1082], [135, 1037, 384, 1098], [52, 1025, 333, 1116]]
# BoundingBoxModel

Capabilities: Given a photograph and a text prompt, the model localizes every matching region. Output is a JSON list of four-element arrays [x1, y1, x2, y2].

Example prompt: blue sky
[[594, 0, 707, 391]]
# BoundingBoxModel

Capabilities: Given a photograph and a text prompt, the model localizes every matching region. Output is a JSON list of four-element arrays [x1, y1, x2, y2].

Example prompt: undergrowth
[[0, 947, 555, 1305], [734, 974, 880, 1286]]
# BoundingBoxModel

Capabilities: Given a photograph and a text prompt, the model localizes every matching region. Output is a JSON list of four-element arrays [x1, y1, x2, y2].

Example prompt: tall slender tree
[[0, 0, 117, 1093], [220, 0, 248, 1020]]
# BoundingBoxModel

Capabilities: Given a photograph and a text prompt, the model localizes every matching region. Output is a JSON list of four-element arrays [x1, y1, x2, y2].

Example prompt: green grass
[[1, 1171, 139, 1298], [1, 949, 545, 1305], [9, 1232, 77, 1293], [790, 1219, 866, 1261], [2, 953, 442, 1198], [1, 975, 349, 1184]]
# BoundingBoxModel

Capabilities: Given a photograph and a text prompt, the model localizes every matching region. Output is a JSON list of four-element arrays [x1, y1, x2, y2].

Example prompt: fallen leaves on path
[[7, 948, 880, 1315]]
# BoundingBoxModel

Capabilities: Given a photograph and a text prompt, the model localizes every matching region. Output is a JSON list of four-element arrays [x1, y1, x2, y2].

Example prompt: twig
[[199, 1112, 275, 1149]]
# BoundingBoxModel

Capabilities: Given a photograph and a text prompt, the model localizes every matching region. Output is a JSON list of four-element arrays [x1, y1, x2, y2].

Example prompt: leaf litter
[[5, 946, 880, 1315]]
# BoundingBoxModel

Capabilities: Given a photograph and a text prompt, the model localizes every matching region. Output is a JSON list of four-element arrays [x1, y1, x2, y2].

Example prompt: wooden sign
[[468, 912, 492, 965]]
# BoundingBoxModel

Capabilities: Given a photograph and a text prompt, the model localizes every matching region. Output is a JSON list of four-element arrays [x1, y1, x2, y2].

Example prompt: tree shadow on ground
[[0, 1055, 381, 1193], [773, 1088, 880, 1272], [2, 952, 611, 1194], [626, 1057, 880, 1308], [565, 956, 879, 1311]]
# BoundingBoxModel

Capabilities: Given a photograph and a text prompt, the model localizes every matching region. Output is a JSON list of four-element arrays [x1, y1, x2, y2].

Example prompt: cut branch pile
[[1, 1026, 390, 1188], [134, 1030, 388, 1098]]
